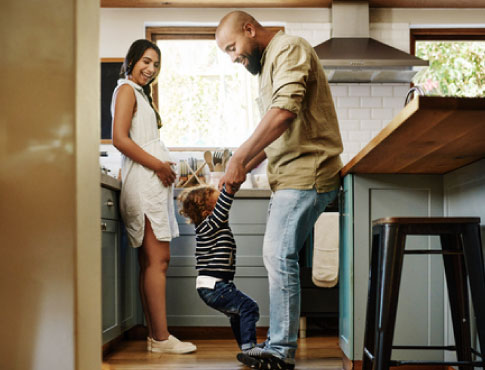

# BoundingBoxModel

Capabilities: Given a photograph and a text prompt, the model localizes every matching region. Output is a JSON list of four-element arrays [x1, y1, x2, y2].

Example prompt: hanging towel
[[312, 212, 339, 288]]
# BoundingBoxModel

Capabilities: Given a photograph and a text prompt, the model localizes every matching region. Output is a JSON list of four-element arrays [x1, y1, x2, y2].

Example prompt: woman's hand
[[155, 161, 177, 187]]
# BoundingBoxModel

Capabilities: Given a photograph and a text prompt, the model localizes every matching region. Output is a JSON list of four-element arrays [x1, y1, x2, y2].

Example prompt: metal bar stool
[[362, 217, 485, 370]]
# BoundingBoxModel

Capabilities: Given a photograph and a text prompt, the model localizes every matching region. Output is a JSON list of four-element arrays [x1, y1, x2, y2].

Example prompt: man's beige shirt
[[259, 31, 343, 193]]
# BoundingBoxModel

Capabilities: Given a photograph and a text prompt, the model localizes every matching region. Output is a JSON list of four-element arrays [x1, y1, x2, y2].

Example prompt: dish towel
[[312, 212, 339, 288]]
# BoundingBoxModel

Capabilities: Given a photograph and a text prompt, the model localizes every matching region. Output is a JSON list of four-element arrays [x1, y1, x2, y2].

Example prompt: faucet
[[404, 85, 425, 106]]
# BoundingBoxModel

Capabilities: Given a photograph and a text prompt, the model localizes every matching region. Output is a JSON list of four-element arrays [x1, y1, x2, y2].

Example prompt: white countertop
[[101, 173, 271, 198]]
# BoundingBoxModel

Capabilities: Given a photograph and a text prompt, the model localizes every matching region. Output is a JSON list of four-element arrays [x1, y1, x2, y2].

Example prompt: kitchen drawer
[[101, 186, 119, 220]]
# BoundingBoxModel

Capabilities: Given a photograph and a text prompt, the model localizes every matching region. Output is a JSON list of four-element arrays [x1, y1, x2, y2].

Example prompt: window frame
[[409, 27, 485, 93], [146, 26, 283, 150], [410, 27, 485, 55]]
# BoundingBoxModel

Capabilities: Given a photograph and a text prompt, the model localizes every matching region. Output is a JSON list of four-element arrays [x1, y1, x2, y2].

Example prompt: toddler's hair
[[177, 185, 218, 225]]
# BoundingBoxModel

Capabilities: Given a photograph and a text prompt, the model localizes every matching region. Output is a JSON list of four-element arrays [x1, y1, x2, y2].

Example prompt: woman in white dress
[[112, 39, 196, 354]]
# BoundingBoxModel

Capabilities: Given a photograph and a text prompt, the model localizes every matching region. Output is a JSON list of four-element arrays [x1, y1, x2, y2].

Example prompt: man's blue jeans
[[262, 188, 339, 361], [197, 281, 260, 350]]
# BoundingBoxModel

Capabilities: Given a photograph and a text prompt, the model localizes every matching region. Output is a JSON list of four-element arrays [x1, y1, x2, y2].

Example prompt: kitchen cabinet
[[101, 184, 138, 344], [166, 196, 271, 326], [339, 173, 444, 361], [339, 96, 485, 363], [166, 191, 339, 328]]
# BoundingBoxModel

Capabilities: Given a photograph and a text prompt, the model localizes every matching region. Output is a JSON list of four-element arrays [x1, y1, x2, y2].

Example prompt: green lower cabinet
[[339, 174, 445, 362], [101, 186, 138, 344], [101, 218, 121, 344], [339, 174, 354, 359], [166, 198, 271, 327], [119, 226, 138, 332]]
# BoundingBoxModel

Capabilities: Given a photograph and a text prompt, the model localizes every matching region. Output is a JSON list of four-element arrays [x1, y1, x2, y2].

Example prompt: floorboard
[[103, 336, 343, 369]]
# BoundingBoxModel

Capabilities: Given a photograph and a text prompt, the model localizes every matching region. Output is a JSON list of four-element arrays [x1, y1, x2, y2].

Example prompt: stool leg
[[441, 234, 472, 370], [461, 224, 485, 366], [374, 225, 406, 370], [362, 231, 382, 370]]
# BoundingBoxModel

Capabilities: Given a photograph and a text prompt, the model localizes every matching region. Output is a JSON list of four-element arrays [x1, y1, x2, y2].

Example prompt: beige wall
[[0, 0, 101, 369]]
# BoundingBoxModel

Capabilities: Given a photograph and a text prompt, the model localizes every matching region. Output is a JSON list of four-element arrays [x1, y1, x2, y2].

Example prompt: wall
[[443, 159, 485, 363], [100, 7, 485, 169], [0, 0, 101, 369]]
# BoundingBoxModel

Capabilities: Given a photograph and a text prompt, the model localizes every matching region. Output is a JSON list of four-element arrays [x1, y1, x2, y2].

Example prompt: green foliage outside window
[[413, 41, 485, 97]]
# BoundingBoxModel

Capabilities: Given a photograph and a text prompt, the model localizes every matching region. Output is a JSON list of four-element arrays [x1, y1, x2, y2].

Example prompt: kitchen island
[[338, 96, 485, 365]]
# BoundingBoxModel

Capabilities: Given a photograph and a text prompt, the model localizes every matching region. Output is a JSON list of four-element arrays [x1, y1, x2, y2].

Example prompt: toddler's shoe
[[151, 335, 197, 354], [146, 337, 152, 351]]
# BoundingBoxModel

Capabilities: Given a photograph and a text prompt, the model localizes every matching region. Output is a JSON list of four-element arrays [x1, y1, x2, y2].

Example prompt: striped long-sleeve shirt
[[195, 188, 236, 281]]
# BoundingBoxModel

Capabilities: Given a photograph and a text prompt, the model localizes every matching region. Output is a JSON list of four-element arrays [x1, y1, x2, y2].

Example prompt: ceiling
[[101, 0, 485, 8]]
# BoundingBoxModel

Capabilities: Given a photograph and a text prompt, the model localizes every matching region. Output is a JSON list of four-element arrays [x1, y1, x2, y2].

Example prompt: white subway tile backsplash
[[330, 85, 348, 97], [349, 85, 371, 97], [337, 96, 360, 108], [371, 108, 394, 120], [360, 120, 384, 130], [360, 97, 382, 108], [335, 108, 349, 120], [393, 85, 411, 98], [383, 97, 405, 108], [332, 82, 409, 163], [340, 120, 360, 131], [349, 130, 372, 142], [343, 142, 362, 153], [371, 85, 393, 97], [349, 108, 371, 120]]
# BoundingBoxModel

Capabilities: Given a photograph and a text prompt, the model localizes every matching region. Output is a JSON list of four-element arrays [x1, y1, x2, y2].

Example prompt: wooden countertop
[[341, 96, 485, 177]]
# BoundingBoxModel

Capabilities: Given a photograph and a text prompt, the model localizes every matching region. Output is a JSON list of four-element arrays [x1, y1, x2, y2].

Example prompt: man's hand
[[218, 156, 246, 193]]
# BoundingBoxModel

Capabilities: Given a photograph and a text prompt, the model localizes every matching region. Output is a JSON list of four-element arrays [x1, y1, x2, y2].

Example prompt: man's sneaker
[[237, 352, 263, 369], [258, 355, 295, 370], [237, 351, 295, 370], [151, 335, 197, 354]]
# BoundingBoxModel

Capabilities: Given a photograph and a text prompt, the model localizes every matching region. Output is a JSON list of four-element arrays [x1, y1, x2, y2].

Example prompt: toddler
[[178, 185, 260, 352]]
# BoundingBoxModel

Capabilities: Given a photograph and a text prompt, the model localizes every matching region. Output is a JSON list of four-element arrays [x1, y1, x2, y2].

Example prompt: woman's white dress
[[111, 78, 179, 247]]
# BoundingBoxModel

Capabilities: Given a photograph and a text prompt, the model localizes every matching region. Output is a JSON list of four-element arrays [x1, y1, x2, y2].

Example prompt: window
[[147, 27, 281, 148], [411, 28, 485, 97]]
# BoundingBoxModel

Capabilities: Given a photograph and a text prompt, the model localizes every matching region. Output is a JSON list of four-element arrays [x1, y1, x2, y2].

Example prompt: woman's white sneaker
[[151, 335, 197, 354]]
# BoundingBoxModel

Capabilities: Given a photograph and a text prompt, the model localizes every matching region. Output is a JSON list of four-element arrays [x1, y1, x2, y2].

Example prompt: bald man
[[216, 11, 343, 370]]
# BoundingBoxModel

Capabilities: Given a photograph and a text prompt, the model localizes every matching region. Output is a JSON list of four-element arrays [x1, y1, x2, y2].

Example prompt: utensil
[[221, 148, 230, 171], [213, 150, 224, 172], [204, 150, 214, 172], [180, 160, 206, 188]]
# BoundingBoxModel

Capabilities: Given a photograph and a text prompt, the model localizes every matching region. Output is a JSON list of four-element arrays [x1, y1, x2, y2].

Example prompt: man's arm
[[245, 150, 267, 173], [219, 107, 295, 192]]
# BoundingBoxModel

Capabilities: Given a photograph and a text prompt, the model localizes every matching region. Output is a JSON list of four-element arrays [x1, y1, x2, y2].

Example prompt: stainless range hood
[[314, 1, 428, 83]]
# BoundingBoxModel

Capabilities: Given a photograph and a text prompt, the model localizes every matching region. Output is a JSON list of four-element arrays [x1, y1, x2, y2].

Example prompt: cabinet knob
[[105, 200, 114, 207], [101, 222, 107, 231]]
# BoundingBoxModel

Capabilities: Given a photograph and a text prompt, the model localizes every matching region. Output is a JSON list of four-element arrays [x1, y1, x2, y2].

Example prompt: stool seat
[[363, 217, 485, 370], [373, 217, 480, 225]]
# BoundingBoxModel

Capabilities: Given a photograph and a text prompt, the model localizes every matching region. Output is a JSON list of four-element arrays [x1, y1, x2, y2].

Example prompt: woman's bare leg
[[137, 248, 153, 339], [140, 216, 170, 341]]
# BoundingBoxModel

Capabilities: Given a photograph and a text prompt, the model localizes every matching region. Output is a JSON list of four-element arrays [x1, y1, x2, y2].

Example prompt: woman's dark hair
[[120, 39, 162, 128]]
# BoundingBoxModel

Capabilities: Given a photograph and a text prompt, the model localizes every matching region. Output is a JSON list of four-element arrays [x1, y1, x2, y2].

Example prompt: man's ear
[[243, 22, 256, 38]]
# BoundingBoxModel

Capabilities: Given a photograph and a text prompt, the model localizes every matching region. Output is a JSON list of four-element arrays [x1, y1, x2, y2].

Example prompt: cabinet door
[[120, 226, 137, 331], [352, 174, 444, 361], [101, 218, 121, 344], [339, 175, 354, 359], [167, 198, 270, 326]]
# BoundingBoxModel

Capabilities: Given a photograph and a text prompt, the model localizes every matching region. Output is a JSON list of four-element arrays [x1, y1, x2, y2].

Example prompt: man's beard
[[245, 48, 262, 75]]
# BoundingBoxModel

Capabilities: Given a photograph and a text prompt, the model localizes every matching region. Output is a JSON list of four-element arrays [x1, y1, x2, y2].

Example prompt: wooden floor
[[103, 336, 344, 370]]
